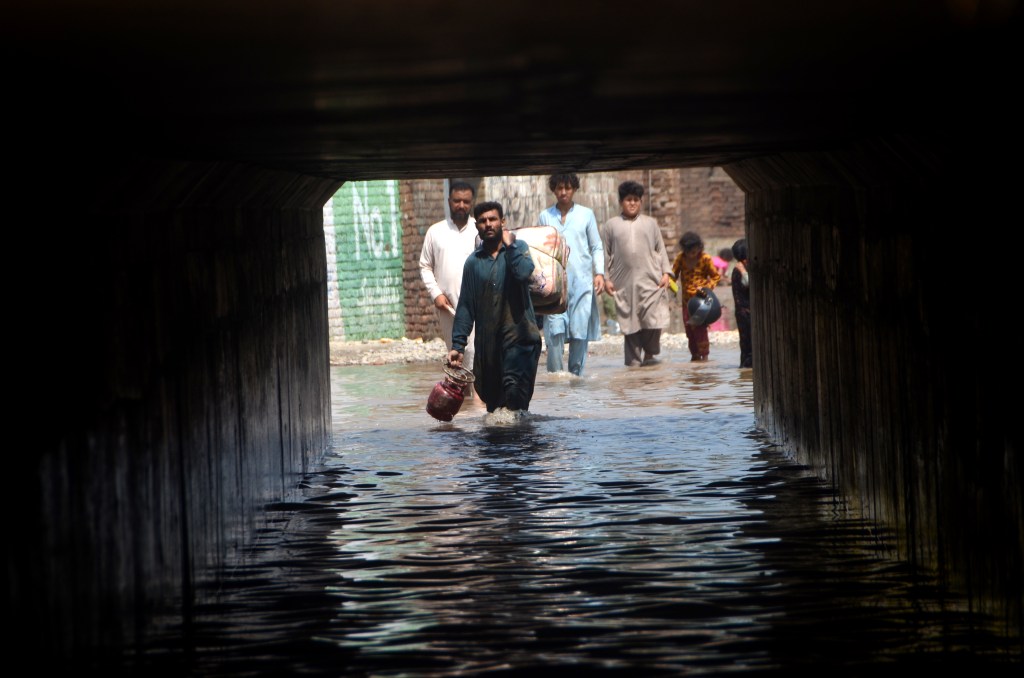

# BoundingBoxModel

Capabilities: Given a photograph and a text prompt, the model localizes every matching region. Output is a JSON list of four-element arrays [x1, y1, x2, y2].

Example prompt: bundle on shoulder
[[512, 225, 570, 315]]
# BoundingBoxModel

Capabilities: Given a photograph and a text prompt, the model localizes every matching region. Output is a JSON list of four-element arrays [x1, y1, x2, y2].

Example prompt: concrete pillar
[[11, 158, 341, 656], [725, 135, 1022, 627]]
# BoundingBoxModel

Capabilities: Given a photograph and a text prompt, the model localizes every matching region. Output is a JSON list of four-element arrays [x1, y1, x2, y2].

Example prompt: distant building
[[324, 169, 745, 343]]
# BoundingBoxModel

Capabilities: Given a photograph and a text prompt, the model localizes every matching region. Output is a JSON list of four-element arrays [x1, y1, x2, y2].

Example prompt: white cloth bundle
[[512, 226, 570, 315]]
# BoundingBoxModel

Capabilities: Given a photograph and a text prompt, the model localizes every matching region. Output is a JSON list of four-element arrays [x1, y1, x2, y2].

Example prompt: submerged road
[[141, 341, 1021, 676]]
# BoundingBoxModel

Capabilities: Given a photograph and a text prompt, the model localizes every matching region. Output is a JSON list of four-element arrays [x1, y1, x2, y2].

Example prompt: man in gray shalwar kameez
[[600, 180, 674, 367]]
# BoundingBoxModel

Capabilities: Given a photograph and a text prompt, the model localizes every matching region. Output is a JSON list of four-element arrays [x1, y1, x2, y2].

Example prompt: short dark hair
[[449, 180, 475, 197], [473, 201, 504, 219], [679, 231, 703, 251], [731, 238, 748, 261], [548, 173, 580, 191], [718, 247, 734, 261], [618, 180, 645, 201]]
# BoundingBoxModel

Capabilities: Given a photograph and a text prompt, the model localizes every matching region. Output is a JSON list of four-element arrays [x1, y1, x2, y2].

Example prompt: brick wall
[[678, 167, 746, 261], [645, 167, 746, 331], [328, 170, 746, 342], [402, 178, 447, 340]]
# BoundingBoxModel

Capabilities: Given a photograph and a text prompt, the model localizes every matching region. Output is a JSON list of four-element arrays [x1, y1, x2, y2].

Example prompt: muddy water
[[159, 344, 1020, 676]]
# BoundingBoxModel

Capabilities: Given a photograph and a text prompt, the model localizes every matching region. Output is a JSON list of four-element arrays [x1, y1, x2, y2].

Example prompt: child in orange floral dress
[[671, 231, 722, 361]]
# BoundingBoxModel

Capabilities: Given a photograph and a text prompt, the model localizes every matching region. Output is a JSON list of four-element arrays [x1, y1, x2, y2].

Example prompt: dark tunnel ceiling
[[7, 1, 1021, 180]]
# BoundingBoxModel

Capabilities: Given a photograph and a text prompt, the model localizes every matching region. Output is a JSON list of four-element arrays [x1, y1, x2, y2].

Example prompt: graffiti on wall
[[330, 180, 405, 340]]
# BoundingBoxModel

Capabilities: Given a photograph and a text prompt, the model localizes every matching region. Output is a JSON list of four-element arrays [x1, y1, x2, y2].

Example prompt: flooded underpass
[[145, 343, 1021, 676]]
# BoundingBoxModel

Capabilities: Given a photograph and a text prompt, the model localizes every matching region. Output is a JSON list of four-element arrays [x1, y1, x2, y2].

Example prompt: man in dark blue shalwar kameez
[[448, 201, 542, 414]]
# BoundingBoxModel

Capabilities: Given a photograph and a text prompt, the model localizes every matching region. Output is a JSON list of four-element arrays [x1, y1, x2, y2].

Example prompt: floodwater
[[152, 343, 1021, 676]]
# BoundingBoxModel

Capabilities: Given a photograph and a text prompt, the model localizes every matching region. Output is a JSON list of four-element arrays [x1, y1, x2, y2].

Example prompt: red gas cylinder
[[426, 361, 475, 422]]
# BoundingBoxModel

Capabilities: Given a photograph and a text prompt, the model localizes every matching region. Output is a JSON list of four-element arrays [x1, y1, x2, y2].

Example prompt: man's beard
[[480, 227, 502, 245], [452, 209, 469, 225]]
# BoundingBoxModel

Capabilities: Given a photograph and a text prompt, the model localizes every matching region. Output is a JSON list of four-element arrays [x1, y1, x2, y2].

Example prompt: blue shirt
[[538, 203, 605, 340]]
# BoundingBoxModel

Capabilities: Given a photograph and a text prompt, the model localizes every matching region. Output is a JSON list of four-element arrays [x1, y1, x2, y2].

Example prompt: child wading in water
[[731, 238, 752, 368], [671, 231, 721, 361]]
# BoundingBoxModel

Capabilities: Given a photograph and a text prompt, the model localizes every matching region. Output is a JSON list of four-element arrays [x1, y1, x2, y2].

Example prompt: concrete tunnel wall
[[12, 159, 341, 656], [725, 136, 1022, 628]]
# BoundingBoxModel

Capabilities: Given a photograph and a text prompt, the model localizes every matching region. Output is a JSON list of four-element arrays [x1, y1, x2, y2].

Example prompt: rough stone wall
[[479, 175, 549, 228], [480, 171, 624, 229], [725, 138, 1021, 626], [13, 160, 340, 658]]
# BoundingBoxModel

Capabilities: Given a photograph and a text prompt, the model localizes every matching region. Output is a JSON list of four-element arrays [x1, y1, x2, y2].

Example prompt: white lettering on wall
[[359, 272, 403, 307], [351, 181, 399, 261]]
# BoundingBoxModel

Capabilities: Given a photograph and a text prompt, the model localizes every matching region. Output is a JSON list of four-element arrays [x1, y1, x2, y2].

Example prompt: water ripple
[[149, 348, 1020, 676]]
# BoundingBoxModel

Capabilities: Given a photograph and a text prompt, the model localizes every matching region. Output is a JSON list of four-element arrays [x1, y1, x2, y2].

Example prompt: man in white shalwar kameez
[[600, 180, 673, 367], [419, 181, 478, 364]]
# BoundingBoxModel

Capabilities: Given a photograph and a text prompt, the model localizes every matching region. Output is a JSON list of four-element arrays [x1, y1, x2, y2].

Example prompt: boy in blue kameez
[[537, 173, 605, 376], [449, 202, 542, 414]]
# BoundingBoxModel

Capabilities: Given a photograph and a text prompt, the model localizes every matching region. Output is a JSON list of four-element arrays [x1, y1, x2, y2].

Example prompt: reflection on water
[[149, 345, 1020, 676]]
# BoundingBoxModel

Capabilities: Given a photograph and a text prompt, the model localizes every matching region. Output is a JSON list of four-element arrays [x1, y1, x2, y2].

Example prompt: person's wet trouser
[[545, 331, 589, 376], [736, 311, 752, 368], [682, 304, 710, 360], [543, 311, 588, 376], [623, 329, 662, 366], [485, 341, 541, 412]]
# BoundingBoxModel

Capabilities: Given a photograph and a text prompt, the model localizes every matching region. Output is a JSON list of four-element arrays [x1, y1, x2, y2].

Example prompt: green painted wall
[[330, 180, 405, 340]]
